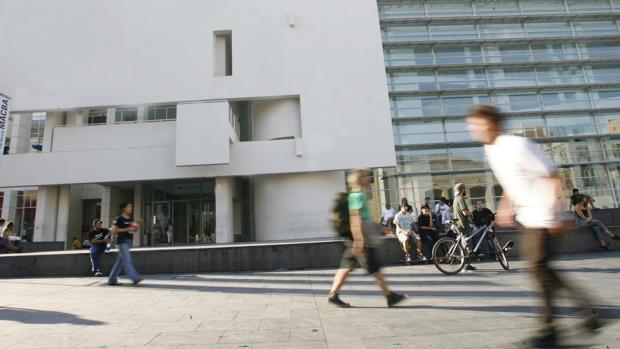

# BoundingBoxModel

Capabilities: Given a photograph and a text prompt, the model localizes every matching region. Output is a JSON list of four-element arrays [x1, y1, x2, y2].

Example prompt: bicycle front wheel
[[432, 237, 466, 275], [492, 238, 510, 271]]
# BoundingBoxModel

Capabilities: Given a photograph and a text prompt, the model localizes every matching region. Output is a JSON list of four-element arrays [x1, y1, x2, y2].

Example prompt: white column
[[42, 112, 64, 152], [2, 189, 18, 221], [133, 183, 143, 247], [65, 110, 84, 127], [100, 185, 113, 227], [55, 185, 70, 244], [215, 177, 234, 243], [9, 113, 32, 154], [33, 186, 59, 242], [106, 108, 115, 124], [137, 106, 146, 122]]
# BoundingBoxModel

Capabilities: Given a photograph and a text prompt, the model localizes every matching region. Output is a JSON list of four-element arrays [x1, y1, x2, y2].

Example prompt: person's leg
[[329, 268, 351, 295], [402, 237, 410, 254], [373, 272, 391, 296], [108, 251, 123, 284], [90, 246, 100, 273], [118, 241, 141, 282]]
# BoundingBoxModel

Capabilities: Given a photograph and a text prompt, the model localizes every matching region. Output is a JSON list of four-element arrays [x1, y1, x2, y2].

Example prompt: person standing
[[434, 197, 450, 235], [166, 222, 174, 245], [471, 200, 495, 255], [467, 105, 601, 347], [453, 183, 478, 271], [89, 219, 109, 277], [151, 219, 163, 245], [108, 202, 142, 286], [328, 169, 406, 308]]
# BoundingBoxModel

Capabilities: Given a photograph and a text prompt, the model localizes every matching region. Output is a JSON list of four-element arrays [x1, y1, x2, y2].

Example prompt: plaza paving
[[1, 252, 620, 349]]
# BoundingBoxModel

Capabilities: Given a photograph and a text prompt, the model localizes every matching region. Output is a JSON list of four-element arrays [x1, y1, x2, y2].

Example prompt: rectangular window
[[474, 0, 520, 16], [393, 121, 444, 145], [378, 2, 425, 19], [546, 115, 597, 137], [503, 116, 546, 138], [496, 93, 541, 112], [479, 23, 524, 39], [147, 104, 177, 121], [444, 119, 473, 142], [488, 67, 535, 87], [536, 66, 585, 85], [437, 69, 487, 89], [542, 90, 590, 110], [520, 0, 567, 14], [450, 147, 486, 170], [442, 95, 491, 115], [579, 42, 620, 59], [531, 43, 579, 61], [391, 96, 441, 117], [434, 46, 483, 64], [573, 20, 620, 36], [566, 0, 612, 13], [114, 107, 138, 123], [214, 31, 232, 76], [429, 24, 478, 40], [396, 148, 450, 172], [87, 109, 107, 125], [426, 1, 473, 17], [30, 113, 45, 152], [384, 47, 434, 66], [382, 25, 428, 42], [15, 190, 37, 241], [387, 71, 437, 91], [483, 44, 530, 63], [585, 64, 620, 84], [527, 21, 572, 38], [592, 89, 620, 108], [597, 112, 620, 134]]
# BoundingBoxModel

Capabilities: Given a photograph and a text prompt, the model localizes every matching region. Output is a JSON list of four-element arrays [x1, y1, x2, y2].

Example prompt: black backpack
[[330, 192, 352, 239]]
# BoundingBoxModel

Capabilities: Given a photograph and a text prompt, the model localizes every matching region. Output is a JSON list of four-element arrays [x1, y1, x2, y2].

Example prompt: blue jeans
[[90, 244, 105, 273], [108, 240, 140, 283]]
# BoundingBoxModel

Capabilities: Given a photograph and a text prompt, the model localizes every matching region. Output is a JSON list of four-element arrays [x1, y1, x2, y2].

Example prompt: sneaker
[[386, 292, 407, 308], [132, 278, 143, 286], [418, 255, 428, 262], [465, 264, 477, 271], [502, 240, 515, 253], [104, 243, 112, 254], [107, 281, 122, 286], [580, 309, 605, 334], [328, 293, 351, 308], [405, 254, 412, 263], [521, 329, 557, 348], [94, 271, 103, 277]]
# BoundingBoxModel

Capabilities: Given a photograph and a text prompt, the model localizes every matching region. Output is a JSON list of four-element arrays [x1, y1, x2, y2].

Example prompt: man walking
[[328, 169, 406, 308], [108, 202, 142, 286], [467, 105, 601, 347]]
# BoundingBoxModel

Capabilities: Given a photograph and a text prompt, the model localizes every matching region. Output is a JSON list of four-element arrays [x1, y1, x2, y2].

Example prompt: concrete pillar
[[65, 110, 84, 127], [215, 177, 234, 244], [33, 186, 59, 242], [9, 113, 32, 154], [100, 185, 113, 227], [2, 189, 18, 221], [42, 112, 65, 152], [106, 108, 115, 124], [67, 184, 84, 248], [137, 106, 146, 122], [133, 183, 143, 247], [55, 185, 70, 244]]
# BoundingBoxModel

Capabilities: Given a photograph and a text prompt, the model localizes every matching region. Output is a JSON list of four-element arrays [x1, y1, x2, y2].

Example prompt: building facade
[[0, 0, 395, 247], [377, 0, 620, 212]]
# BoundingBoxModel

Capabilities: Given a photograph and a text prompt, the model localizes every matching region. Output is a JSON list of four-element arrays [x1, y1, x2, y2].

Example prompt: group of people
[[383, 193, 497, 267], [329, 105, 605, 348]]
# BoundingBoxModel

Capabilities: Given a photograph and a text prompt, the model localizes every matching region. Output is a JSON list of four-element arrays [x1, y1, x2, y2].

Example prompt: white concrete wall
[[253, 171, 345, 241], [0, 0, 395, 188], [252, 98, 301, 141]]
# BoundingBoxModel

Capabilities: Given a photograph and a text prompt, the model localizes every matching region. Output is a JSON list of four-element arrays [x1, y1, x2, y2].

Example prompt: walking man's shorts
[[340, 240, 382, 275]]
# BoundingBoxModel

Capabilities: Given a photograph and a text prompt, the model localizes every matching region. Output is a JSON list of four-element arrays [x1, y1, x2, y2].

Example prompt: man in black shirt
[[89, 219, 109, 277], [418, 206, 439, 259], [107, 202, 142, 286], [472, 201, 495, 255]]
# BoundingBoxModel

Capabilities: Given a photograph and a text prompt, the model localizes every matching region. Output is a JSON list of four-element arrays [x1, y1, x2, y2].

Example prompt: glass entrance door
[[172, 201, 189, 244], [152, 202, 170, 245]]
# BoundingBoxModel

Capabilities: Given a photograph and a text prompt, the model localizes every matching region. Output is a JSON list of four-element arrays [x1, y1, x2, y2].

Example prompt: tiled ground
[[2, 252, 620, 348]]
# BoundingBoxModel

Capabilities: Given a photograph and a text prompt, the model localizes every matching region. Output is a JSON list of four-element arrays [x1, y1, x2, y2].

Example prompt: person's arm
[[496, 195, 516, 228], [349, 210, 364, 256], [586, 207, 593, 221], [112, 224, 130, 234], [574, 204, 588, 220]]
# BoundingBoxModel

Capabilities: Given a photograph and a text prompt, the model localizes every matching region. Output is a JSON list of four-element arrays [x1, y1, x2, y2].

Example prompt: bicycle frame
[[445, 223, 492, 257]]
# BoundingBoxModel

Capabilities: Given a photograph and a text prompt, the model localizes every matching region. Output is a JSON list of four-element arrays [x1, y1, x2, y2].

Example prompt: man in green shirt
[[328, 169, 407, 308], [453, 183, 477, 271]]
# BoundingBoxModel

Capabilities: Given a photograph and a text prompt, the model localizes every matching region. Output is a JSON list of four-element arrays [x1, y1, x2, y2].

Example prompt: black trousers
[[419, 229, 439, 258], [521, 228, 592, 330]]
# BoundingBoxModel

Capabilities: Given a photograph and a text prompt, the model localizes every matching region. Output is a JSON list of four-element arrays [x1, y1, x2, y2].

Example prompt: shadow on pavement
[[0, 307, 105, 325], [409, 304, 620, 319]]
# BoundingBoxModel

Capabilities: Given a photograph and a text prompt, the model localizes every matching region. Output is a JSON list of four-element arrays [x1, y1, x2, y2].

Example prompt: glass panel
[[546, 115, 597, 137], [450, 147, 486, 169], [445, 119, 474, 142], [392, 96, 441, 117], [494, 92, 541, 112], [536, 66, 586, 85], [393, 121, 444, 145], [520, 0, 567, 14], [503, 116, 547, 138], [601, 138, 620, 160], [384, 47, 434, 66], [427, 1, 473, 16], [531, 43, 579, 61], [585, 64, 620, 84], [87, 109, 107, 125], [382, 26, 428, 42], [30, 113, 45, 152], [488, 67, 535, 87], [474, 0, 521, 16], [542, 90, 590, 110], [454, 172, 496, 205], [573, 20, 620, 36], [591, 89, 620, 108], [606, 164, 620, 207], [483, 44, 530, 63], [434, 46, 483, 64], [566, 0, 612, 13], [379, 2, 425, 19], [579, 42, 620, 59], [430, 24, 478, 40], [398, 173, 452, 211], [115, 108, 138, 123], [442, 95, 491, 115], [437, 69, 488, 89], [396, 148, 450, 172], [387, 71, 437, 91], [526, 21, 572, 38], [597, 112, 620, 134], [479, 23, 524, 39], [548, 139, 604, 163]]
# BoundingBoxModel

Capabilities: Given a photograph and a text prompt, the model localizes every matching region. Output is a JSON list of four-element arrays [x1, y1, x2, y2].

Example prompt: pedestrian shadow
[[407, 304, 620, 319], [554, 267, 620, 274], [0, 307, 105, 325]]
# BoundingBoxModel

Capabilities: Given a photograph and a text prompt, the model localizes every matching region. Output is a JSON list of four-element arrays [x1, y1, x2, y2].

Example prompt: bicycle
[[432, 218, 513, 275]]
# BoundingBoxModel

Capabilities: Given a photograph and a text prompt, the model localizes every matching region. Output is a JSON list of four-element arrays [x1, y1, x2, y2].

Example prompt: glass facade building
[[377, 0, 620, 211]]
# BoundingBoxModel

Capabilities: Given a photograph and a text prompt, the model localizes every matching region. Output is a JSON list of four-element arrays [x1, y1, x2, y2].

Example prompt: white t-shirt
[[435, 203, 449, 216], [393, 211, 414, 235], [381, 208, 396, 220], [484, 135, 561, 228]]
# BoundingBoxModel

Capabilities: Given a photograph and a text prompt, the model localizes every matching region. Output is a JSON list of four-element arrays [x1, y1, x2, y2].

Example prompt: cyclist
[[452, 183, 477, 271]]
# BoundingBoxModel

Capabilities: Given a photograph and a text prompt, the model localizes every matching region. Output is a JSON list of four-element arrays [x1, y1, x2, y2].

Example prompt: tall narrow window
[[214, 31, 232, 76]]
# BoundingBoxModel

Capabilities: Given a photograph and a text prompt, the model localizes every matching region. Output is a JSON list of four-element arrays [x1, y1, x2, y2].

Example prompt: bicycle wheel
[[432, 237, 466, 275], [492, 237, 509, 271]]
